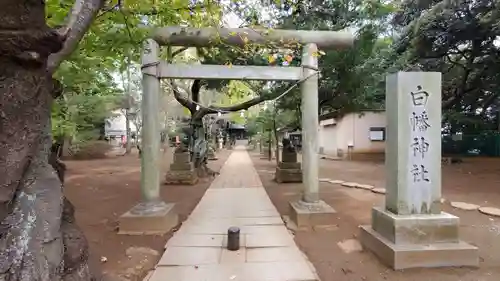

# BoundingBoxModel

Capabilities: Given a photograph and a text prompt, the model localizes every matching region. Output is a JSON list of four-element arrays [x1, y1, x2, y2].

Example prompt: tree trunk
[[190, 116, 216, 177], [272, 111, 280, 165], [0, 2, 97, 281], [268, 131, 272, 161], [62, 136, 73, 158], [124, 53, 132, 154], [125, 109, 132, 154]]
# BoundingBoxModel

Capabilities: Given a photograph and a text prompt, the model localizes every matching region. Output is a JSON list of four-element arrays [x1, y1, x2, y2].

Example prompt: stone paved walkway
[[147, 145, 319, 281]]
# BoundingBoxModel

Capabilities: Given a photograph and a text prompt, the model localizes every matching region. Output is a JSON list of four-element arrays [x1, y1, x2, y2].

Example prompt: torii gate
[[118, 26, 354, 234]]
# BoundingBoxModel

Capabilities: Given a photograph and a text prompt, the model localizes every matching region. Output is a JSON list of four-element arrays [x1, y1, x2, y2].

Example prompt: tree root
[[196, 162, 219, 178]]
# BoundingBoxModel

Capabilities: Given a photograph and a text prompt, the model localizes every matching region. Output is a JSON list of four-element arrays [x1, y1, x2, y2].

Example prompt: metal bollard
[[227, 227, 240, 251]]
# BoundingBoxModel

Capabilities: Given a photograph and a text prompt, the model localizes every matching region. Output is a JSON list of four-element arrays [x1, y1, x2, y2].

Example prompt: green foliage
[[45, 0, 500, 144], [50, 76, 122, 141], [247, 103, 295, 138], [45, 0, 225, 141], [393, 0, 500, 134], [250, 0, 398, 121], [50, 43, 123, 141]]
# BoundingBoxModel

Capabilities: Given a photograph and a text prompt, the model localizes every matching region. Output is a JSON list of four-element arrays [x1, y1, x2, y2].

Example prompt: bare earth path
[[147, 145, 320, 281], [64, 149, 231, 280], [252, 154, 500, 281]]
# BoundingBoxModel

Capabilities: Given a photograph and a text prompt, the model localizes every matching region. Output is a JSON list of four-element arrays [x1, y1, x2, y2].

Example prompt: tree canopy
[[46, 0, 500, 141]]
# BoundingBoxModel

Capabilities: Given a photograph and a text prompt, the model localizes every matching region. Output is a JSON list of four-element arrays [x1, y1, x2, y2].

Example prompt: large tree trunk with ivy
[[170, 79, 273, 176], [0, 1, 103, 280]]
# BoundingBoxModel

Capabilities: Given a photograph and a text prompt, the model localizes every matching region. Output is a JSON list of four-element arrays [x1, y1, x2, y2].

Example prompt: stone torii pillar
[[118, 39, 179, 235], [119, 26, 354, 235], [287, 42, 338, 227]]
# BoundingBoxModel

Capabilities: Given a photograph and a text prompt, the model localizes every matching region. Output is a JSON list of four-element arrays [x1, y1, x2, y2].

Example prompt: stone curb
[[316, 177, 499, 218]]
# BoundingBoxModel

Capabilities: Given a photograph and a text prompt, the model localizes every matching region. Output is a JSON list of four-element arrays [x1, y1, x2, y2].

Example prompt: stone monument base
[[289, 200, 336, 227], [118, 201, 178, 235], [359, 206, 478, 270], [275, 162, 302, 183], [165, 153, 199, 185], [165, 168, 198, 185]]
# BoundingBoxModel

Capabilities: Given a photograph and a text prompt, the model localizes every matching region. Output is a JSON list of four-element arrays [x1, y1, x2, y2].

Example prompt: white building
[[104, 110, 137, 138], [319, 110, 386, 161]]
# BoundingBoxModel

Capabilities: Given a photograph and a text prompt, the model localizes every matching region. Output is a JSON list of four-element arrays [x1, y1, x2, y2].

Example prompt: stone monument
[[165, 138, 198, 185], [275, 138, 302, 183], [359, 72, 478, 269]]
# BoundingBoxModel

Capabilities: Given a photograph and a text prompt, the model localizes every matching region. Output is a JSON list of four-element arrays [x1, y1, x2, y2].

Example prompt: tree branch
[[172, 47, 189, 58], [169, 80, 196, 111], [204, 95, 269, 114], [191, 80, 201, 103], [96, 0, 120, 18], [47, 0, 106, 74], [121, 4, 210, 16]]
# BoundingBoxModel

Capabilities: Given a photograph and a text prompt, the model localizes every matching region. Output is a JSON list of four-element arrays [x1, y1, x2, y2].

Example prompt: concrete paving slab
[[240, 225, 292, 235], [190, 209, 280, 219], [177, 223, 291, 236], [149, 262, 317, 281], [183, 217, 283, 227], [246, 246, 305, 262], [165, 234, 224, 248], [158, 246, 222, 266], [246, 232, 295, 248], [221, 248, 246, 263], [150, 146, 318, 281]]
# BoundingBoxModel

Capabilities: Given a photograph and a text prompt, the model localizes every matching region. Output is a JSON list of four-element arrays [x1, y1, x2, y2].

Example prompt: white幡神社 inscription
[[407, 85, 432, 211]]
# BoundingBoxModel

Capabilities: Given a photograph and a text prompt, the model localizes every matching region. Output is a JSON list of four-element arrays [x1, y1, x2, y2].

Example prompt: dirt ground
[[64, 148, 231, 280], [251, 153, 500, 281]]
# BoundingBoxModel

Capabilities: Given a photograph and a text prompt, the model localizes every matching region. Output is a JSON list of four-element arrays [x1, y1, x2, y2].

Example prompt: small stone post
[[360, 72, 478, 269], [288, 43, 336, 227], [118, 39, 178, 235]]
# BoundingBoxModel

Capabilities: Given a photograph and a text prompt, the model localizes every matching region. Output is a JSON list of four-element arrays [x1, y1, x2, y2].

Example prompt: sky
[[220, 0, 274, 28], [222, 10, 243, 28]]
